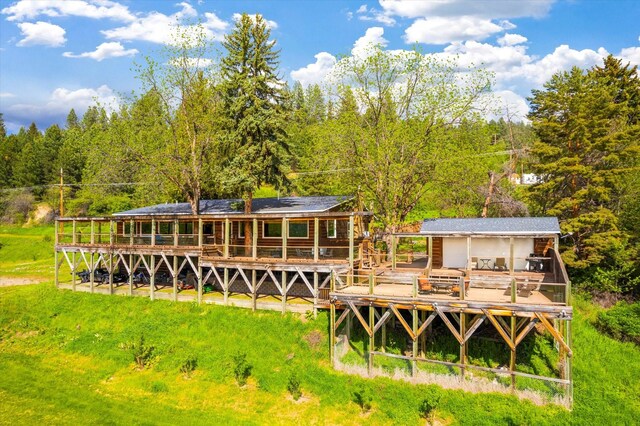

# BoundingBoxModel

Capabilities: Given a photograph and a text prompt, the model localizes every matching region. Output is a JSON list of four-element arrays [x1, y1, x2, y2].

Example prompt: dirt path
[[0, 277, 45, 287]]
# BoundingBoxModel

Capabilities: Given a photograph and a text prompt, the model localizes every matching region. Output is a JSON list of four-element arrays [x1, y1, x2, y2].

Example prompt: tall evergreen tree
[[220, 13, 289, 215], [528, 60, 640, 271]]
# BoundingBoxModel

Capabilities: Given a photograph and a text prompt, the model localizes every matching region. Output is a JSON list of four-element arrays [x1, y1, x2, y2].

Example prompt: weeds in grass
[[126, 334, 155, 369], [150, 381, 168, 393], [419, 385, 441, 424], [353, 384, 373, 413], [232, 351, 252, 386], [180, 354, 198, 375], [287, 372, 302, 400]]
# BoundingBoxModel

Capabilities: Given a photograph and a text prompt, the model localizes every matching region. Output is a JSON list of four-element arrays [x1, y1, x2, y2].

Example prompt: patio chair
[[494, 257, 507, 271], [417, 274, 432, 293]]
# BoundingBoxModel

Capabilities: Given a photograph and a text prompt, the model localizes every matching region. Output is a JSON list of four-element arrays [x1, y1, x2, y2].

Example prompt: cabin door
[[432, 237, 443, 269]]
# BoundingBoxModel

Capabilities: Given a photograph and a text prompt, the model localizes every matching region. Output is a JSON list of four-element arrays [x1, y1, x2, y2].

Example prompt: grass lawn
[[1, 225, 639, 424]]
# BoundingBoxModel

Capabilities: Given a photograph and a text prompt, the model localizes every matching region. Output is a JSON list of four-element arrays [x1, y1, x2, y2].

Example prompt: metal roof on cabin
[[112, 196, 354, 216], [419, 217, 561, 235]]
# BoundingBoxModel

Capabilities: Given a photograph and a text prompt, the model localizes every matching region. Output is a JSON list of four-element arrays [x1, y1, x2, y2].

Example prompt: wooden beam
[[435, 307, 463, 344], [349, 215, 354, 272], [515, 318, 539, 347], [347, 301, 372, 337], [369, 304, 375, 376], [463, 314, 486, 344], [334, 307, 351, 330], [482, 309, 515, 351], [535, 312, 573, 356], [389, 304, 416, 341], [314, 217, 319, 262]]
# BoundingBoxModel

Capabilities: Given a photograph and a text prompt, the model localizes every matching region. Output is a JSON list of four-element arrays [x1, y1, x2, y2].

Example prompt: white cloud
[[487, 90, 531, 122], [355, 5, 396, 26], [290, 52, 337, 87], [404, 16, 514, 44], [498, 33, 528, 47], [102, 4, 228, 44], [352, 27, 388, 57], [2, 0, 135, 22], [1, 92, 15, 98], [7, 85, 119, 127], [16, 21, 66, 47], [618, 46, 640, 66], [519, 44, 608, 85], [232, 13, 278, 30], [63, 42, 138, 61], [378, 0, 554, 20]]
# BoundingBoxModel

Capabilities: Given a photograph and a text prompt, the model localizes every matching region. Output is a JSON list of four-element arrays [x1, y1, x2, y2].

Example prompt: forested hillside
[[1, 17, 638, 300]]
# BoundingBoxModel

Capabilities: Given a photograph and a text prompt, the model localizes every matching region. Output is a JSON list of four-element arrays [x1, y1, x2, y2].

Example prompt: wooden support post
[[412, 275, 418, 298], [509, 236, 515, 275], [108, 253, 113, 295], [252, 218, 258, 260], [198, 218, 203, 247], [54, 250, 59, 288], [90, 219, 95, 245], [173, 219, 178, 247], [71, 251, 77, 291], [251, 269, 257, 312], [224, 218, 230, 258], [427, 236, 433, 266], [223, 267, 229, 305], [89, 252, 94, 293], [313, 271, 318, 318], [197, 261, 203, 305], [130, 219, 134, 246], [346, 310, 352, 341], [282, 218, 288, 261], [72, 220, 77, 244], [313, 217, 319, 262], [510, 314, 517, 389], [172, 255, 178, 302], [349, 215, 355, 272], [466, 236, 471, 275], [151, 218, 156, 247], [369, 270, 374, 295], [381, 311, 387, 353], [511, 278, 517, 303], [420, 310, 426, 356], [150, 255, 155, 301], [281, 270, 287, 314], [55, 219, 59, 245], [109, 220, 114, 246], [128, 253, 133, 296], [368, 304, 375, 376], [412, 307, 418, 377], [330, 302, 336, 367], [391, 234, 397, 271], [460, 311, 467, 378]]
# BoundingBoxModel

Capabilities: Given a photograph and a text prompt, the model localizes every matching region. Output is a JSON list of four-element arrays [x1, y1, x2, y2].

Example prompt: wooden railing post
[[130, 219, 134, 246], [313, 217, 319, 262], [173, 219, 179, 247], [252, 218, 258, 260], [151, 218, 156, 247], [224, 218, 230, 258], [349, 215, 354, 271], [72, 220, 77, 244], [198, 218, 203, 247], [90, 219, 95, 245], [282, 218, 288, 261]]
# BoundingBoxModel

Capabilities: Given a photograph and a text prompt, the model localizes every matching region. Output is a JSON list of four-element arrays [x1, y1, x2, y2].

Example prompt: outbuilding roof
[[112, 196, 354, 217], [418, 217, 561, 236]]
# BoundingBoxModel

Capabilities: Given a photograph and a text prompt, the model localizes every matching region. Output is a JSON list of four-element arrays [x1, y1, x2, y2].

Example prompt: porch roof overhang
[[394, 217, 561, 238]]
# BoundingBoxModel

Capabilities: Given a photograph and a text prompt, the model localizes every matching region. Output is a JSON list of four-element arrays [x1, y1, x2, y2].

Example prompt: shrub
[[1, 191, 35, 224], [126, 334, 155, 369], [352, 385, 373, 412], [232, 351, 252, 386], [150, 381, 168, 393], [287, 372, 302, 400], [419, 386, 442, 424], [180, 354, 198, 375], [595, 302, 640, 345]]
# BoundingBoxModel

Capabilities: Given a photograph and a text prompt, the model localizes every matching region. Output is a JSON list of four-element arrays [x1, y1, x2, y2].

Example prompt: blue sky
[[0, 0, 638, 133]]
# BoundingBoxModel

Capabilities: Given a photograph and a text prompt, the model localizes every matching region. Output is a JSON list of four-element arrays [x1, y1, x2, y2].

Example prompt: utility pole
[[59, 168, 64, 234]]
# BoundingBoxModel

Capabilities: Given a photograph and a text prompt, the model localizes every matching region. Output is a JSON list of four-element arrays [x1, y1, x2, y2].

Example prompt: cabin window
[[203, 222, 214, 235], [237, 222, 246, 238], [263, 222, 282, 238], [288, 221, 308, 239], [124, 222, 132, 236], [179, 222, 193, 234], [159, 222, 173, 234], [141, 222, 152, 235], [326, 220, 337, 238]]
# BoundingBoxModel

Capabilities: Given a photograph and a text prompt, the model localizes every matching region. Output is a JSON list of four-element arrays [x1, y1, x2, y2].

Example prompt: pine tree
[[220, 13, 289, 214], [66, 109, 79, 129], [528, 60, 640, 270]]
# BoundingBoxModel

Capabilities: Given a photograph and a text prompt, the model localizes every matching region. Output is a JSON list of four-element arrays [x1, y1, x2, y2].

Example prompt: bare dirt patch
[[0, 277, 45, 287]]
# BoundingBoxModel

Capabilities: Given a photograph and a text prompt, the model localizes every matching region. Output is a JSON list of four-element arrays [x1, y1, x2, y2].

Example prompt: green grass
[[1, 225, 639, 424], [0, 225, 55, 279]]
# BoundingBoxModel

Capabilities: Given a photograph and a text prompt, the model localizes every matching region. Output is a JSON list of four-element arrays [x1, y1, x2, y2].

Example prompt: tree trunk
[[481, 172, 496, 218], [244, 192, 253, 256]]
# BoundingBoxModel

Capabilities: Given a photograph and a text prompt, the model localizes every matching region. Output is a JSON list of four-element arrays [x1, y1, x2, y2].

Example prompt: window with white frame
[[288, 221, 308, 238], [263, 221, 282, 238], [326, 219, 337, 238]]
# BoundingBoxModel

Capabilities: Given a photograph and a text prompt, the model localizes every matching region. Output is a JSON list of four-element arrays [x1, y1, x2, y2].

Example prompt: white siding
[[442, 237, 534, 270]]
